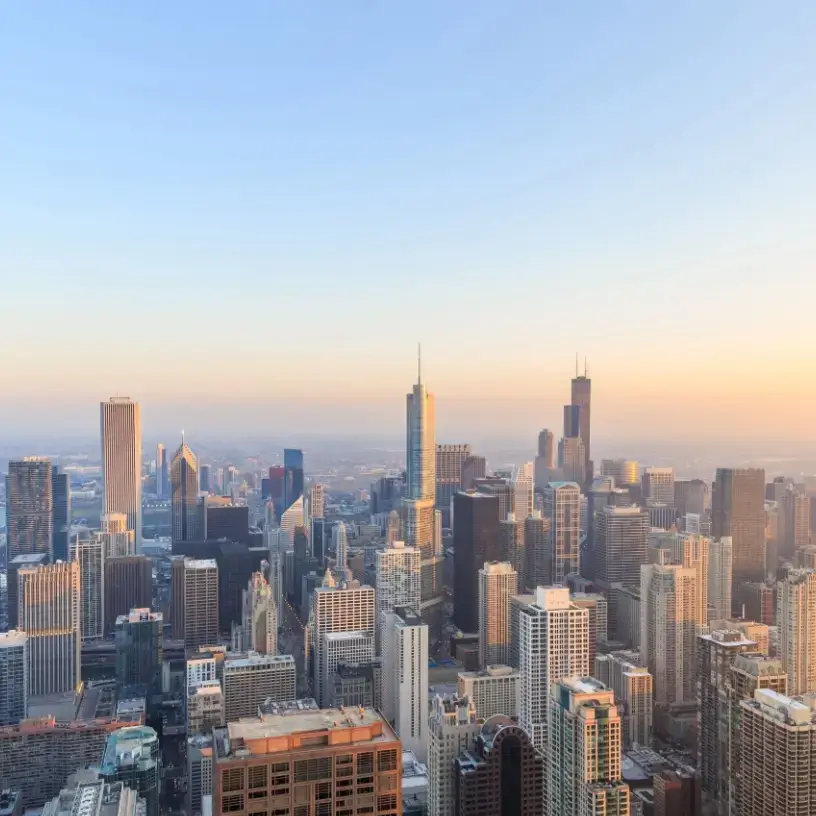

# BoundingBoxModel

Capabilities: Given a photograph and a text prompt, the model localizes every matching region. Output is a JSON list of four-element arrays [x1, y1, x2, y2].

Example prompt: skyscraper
[[6, 458, 53, 562], [571, 365, 592, 480], [712, 468, 766, 585], [498, 514, 526, 587], [460, 455, 486, 491], [512, 462, 534, 522], [542, 481, 581, 584], [600, 458, 639, 487], [594, 650, 653, 747], [309, 481, 325, 520], [381, 606, 429, 761], [71, 533, 105, 640], [708, 537, 733, 621], [222, 653, 297, 721], [283, 448, 304, 513], [115, 609, 164, 694], [548, 677, 629, 816], [557, 436, 586, 485], [375, 539, 421, 645], [241, 571, 277, 655], [105, 555, 153, 635], [435, 443, 470, 521], [101, 398, 142, 550], [333, 521, 349, 575], [453, 491, 501, 632], [51, 465, 71, 562], [18, 561, 81, 695], [198, 462, 211, 494], [643, 467, 675, 506], [7, 553, 48, 631], [155, 443, 166, 499], [777, 568, 816, 695], [538, 429, 555, 467], [0, 631, 27, 725], [524, 511, 552, 589], [100, 512, 135, 557], [100, 726, 160, 816], [183, 558, 219, 650], [171, 437, 199, 543], [478, 562, 517, 668]]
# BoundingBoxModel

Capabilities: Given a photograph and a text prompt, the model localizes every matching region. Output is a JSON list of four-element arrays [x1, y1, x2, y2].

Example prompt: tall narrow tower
[[171, 436, 199, 543], [101, 398, 142, 550], [570, 359, 592, 481], [5, 458, 53, 562]]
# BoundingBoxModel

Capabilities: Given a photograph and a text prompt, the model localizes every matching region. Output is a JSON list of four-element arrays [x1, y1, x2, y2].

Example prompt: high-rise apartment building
[[777, 568, 816, 694], [708, 537, 733, 621], [557, 437, 586, 486], [375, 540, 421, 644], [7, 552, 48, 630], [454, 715, 545, 816], [18, 561, 81, 695], [641, 562, 698, 704], [5, 457, 53, 562], [498, 514, 526, 588], [51, 465, 71, 562], [737, 689, 816, 816], [435, 443, 471, 518], [101, 398, 142, 550], [517, 587, 590, 756], [667, 531, 710, 627], [223, 653, 297, 721], [212, 707, 402, 816], [100, 511, 136, 557], [310, 579, 376, 706], [0, 631, 27, 725], [549, 677, 630, 816], [524, 511, 552, 589], [712, 468, 766, 585], [183, 558, 219, 650], [187, 680, 224, 736], [381, 606, 428, 761], [99, 726, 160, 816], [171, 438, 199, 542], [105, 555, 152, 635], [643, 467, 675, 506], [571, 592, 608, 668], [71, 534, 105, 640], [478, 562, 517, 669], [457, 665, 520, 720], [115, 609, 164, 694], [428, 695, 481, 816], [594, 650, 653, 747], [600, 458, 639, 487], [782, 486, 812, 558], [513, 462, 535, 522], [461, 455, 487, 491], [538, 429, 556, 468], [542, 481, 581, 584], [453, 491, 500, 632], [155, 443, 167, 499]]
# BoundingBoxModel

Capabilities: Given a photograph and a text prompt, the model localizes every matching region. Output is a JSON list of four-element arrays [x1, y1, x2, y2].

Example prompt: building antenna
[[181, 429, 185, 446], [584, 356, 588, 377], [417, 342, 422, 385]]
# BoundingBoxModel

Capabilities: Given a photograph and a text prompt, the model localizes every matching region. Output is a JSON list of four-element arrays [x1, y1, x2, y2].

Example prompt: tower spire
[[584, 356, 588, 377], [417, 342, 422, 385], [181, 429, 185, 446]]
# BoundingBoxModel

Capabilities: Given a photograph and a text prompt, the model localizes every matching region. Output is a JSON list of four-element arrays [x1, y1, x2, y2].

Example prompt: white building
[[100, 397, 142, 550], [777, 568, 816, 695], [643, 466, 675, 506], [223, 653, 297, 721], [71, 534, 105, 640], [187, 680, 224, 735], [513, 462, 535, 522], [382, 607, 428, 762], [186, 654, 218, 692], [708, 537, 733, 621], [478, 562, 518, 668], [375, 540, 421, 647], [100, 512, 135, 557], [457, 665, 520, 720]]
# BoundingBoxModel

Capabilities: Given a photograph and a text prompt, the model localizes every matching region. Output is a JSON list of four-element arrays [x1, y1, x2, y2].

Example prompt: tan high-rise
[[101, 398, 142, 550], [777, 568, 816, 694], [478, 562, 518, 669], [183, 558, 219, 651]]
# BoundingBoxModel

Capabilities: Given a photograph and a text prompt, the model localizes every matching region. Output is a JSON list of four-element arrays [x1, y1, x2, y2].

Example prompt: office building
[[283, 447, 304, 513], [199, 462, 211, 493], [643, 467, 675, 506], [538, 429, 556, 467], [498, 514, 525, 589], [241, 571, 277, 655], [100, 726, 160, 816], [171, 437, 199, 542], [542, 481, 581, 584], [279, 494, 304, 549], [375, 540, 421, 644], [71, 534, 105, 640], [5, 458, 53, 562], [653, 769, 701, 816], [310, 481, 325, 520], [101, 398, 142, 550], [696, 628, 758, 812], [512, 462, 535, 522], [525, 511, 552, 589], [310, 578, 376, 706], [782, 486, 812, 558], [187, 680, 224, 735], [42, 768, 145, 816], [571, 366, 592, 478], [201, 498, 250, 544], [382, 607, 428, 761], [435, 444, 470, 520], [333, 521, 350, 574], [186, 735, 213, 816], [460, 455, 486, 492], [51, 465, 70, 562], [267, 464, 286, 517], [323, 632, 375, 701], [517, 587, 590, 754], [614, 585, 642, 649], [777, 568, 816, 694], [737, 689, 816, 815], [557, 436, 586, 486], [330, 660, 381, 709], [712, 468, 766, 585], [453, 491, 500, 632], [708, 537, 733, 621], [600, 458, 639, 487], [457, 665, 520, 720], [478, 562, 517, 668], [454, 715, 545, 816], [223, 653, 297, 721], [183, 558, 219, 650], [0, 631, 27, 725], [100, 512, 136, 557], [115, 609, 163, 694], [594, 650, 653, 747], [674, 479, 708, 517], [105, 556, 152, 635], [156, 443, 167, 499], [18, 561, 80, 695], [6, 552, 48, 631], [549, 677, 629, 816], [428, 696, 481, 816], [641, 562, 698, 704], [571, 592, 608, 668], [474, 477, 514, 521]]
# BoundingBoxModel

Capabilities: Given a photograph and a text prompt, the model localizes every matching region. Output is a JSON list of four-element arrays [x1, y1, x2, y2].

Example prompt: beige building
[[478, 562, 517, 668], [457, 665, 520, 720], [777, 569, 816, 694], [183, 558, 219, 651], [187, 680, 224, 735], [708, 537, 733, 621], [594, 650, 653, 747], [223, 653, 297, 722]]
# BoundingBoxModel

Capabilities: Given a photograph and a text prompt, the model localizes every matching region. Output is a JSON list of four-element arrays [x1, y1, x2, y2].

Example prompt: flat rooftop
[[28, 681, 119, 722], [185, 558, 217, 569]]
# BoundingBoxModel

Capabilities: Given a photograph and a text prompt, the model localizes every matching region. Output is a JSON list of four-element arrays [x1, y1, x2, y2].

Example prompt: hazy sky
[[1, 2, 814, 445]]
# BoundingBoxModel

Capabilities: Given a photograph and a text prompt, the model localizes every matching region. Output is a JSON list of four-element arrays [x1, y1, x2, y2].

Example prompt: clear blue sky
[[1, 2, 814, 444]]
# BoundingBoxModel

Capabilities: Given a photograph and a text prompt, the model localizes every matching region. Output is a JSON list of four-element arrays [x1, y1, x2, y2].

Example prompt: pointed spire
[[181, 429, 185, 446], [417, 342, 422, 385], [584, 356, 588, 377]]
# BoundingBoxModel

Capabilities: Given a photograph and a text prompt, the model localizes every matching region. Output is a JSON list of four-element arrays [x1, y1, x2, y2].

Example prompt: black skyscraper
[[283, 448, 304, 512], [52, 465, 71, 562]]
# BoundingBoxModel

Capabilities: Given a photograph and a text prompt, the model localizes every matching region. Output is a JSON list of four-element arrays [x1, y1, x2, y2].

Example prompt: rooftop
[[459, 665, 518, 680], [225, 652, 296, 669], [258, 698, 319, 716], [185, 558, 217, 569], [0, 631, 27, 648], [28, 681, 119, 722], [116, 608, 162, 625], [9, 553, 49, 566], [100, 726, 158, 774]]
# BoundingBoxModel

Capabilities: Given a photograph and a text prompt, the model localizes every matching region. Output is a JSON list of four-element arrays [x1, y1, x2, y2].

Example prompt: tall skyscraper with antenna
[[570, 356, 592, 482], [101, 397, 142, 551]]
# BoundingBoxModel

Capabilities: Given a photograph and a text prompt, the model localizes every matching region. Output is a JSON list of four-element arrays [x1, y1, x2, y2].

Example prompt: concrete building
[[615, 584, 642, 649], [100, 512, 135, 557], [41, 769, 144, 816], [375, 540, 421, 645], [643, 467, 675, 507], [498, 514, 526, 589], [600, 459, 639, 487], [0, 632, 27, 725], [777, 568, 816, 694], [674, 479, 708, 517], [71, 534, 105, 640], [571, 592, 608, 669], [115, 608, 163, 694], [99, 726, 160, 816], [549, 677, 629, 816], [512, 462, 535, 523], [428, 696, 481, 816], [104, 555, 152, 635], [6, 553, 48, 631], [212, 706, 402, 816], [737, 689, 816, 815], [187, 680, 224, 735], [435, 444, 471, 521], [223, 653, 297, 721], [5, 457, 53, 563], [183, 558, 219, 650], [478, 562, 517, 668], [382, 607, 428, 762], [542, 482, 582, 584], [186, 735, 213, 816], [330, 660, 382, 709], [18, 561, 81, 695], [594, 650, 653, 747], [100, 398, 142, 550], [457, 665, 520, 720], [241, 571, 277, 655], [708, 537, 733, 622]]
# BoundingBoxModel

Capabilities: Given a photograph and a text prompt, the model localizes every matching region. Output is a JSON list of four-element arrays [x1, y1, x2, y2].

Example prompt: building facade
[[5, 458, 53, 562]]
